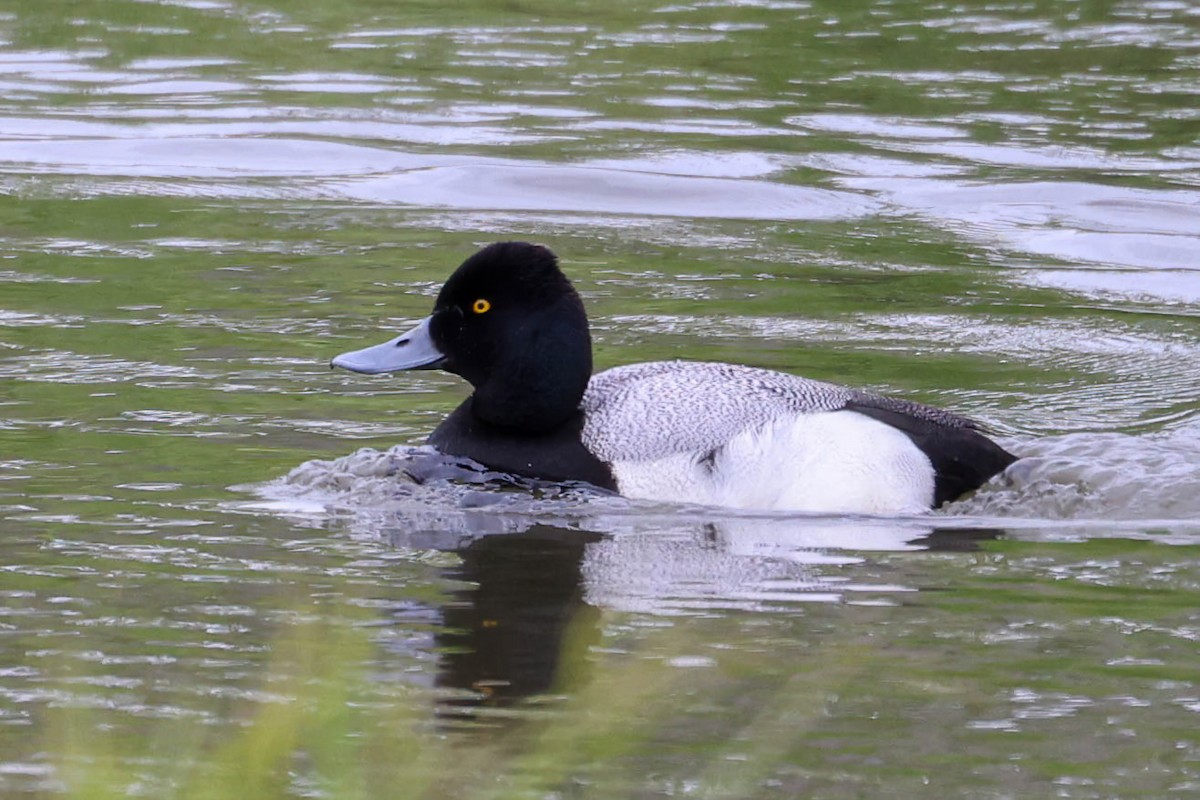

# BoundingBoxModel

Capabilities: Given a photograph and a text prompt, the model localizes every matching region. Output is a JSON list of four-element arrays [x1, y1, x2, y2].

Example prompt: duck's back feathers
[[581, 361, 853, 463]]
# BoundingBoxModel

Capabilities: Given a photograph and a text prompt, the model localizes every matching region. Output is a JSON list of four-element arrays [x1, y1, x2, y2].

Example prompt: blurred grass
[[44, 597, 866, 800], [37, 536, 1200, 798]]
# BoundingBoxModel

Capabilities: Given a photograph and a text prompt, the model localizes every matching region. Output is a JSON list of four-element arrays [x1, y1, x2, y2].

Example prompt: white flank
[[608, 411, 935, 514]]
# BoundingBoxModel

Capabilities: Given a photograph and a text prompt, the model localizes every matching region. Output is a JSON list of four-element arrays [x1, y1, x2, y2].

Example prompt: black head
[[427, 242, 593, 432]]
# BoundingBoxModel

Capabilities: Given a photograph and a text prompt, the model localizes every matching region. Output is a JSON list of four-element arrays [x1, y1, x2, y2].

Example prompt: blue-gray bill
[[330, 316, 445, 374]]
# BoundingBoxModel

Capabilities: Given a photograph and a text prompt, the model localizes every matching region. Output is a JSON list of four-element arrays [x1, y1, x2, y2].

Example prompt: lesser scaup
[[332, 242, 1017, 513]]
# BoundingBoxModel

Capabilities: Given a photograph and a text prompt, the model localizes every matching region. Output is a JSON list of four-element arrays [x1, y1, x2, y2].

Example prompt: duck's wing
[[580, 361, 854, 463]]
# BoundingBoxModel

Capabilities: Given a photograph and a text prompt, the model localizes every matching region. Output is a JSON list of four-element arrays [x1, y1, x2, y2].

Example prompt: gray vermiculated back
[[580, 360, 979, 464]]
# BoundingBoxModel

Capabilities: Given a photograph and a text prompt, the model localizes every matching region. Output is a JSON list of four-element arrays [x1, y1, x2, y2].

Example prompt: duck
[[331, 241, 1017, 514]]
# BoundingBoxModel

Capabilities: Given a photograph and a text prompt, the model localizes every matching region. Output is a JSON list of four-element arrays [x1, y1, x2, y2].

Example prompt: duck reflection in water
[[379, 514, 1004, 722], [433, 525, 604, 720]]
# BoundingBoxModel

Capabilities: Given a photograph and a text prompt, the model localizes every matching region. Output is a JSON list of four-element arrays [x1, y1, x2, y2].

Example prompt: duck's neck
[[471, 298, 593, 434]]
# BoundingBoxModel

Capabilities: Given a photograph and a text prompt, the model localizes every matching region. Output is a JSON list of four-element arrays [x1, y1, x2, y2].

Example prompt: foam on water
[[949, 423, 1200, 522]]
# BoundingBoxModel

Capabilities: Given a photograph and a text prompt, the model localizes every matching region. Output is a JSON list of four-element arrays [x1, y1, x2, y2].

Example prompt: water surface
[[2, 0, 1200, 796]]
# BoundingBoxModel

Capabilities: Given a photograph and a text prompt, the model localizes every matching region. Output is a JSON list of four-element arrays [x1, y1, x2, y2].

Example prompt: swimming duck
[[332, 242, 1016, 513]]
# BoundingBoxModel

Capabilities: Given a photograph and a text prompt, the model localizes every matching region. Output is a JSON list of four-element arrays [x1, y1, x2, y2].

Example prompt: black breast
[[427, 398, 617, 491]]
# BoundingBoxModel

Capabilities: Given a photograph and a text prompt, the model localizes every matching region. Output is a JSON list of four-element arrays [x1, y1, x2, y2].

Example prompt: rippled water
[[2, 0, 1200, 795]]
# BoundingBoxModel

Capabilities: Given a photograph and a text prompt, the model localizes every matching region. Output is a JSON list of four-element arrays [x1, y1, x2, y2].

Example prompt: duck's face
[[332, 243, 592, 416], [424, 243, 575, 387]]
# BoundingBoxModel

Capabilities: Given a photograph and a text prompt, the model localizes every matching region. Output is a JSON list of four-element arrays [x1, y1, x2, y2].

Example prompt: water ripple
[[0, 352, 209, 385]]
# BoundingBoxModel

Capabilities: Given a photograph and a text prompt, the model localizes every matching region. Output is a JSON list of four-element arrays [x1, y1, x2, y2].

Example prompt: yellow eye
[[472, 298, 491, 314]]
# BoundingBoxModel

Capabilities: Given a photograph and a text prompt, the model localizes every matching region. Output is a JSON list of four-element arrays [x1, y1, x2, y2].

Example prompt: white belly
[[608, 411, 935, 514]]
